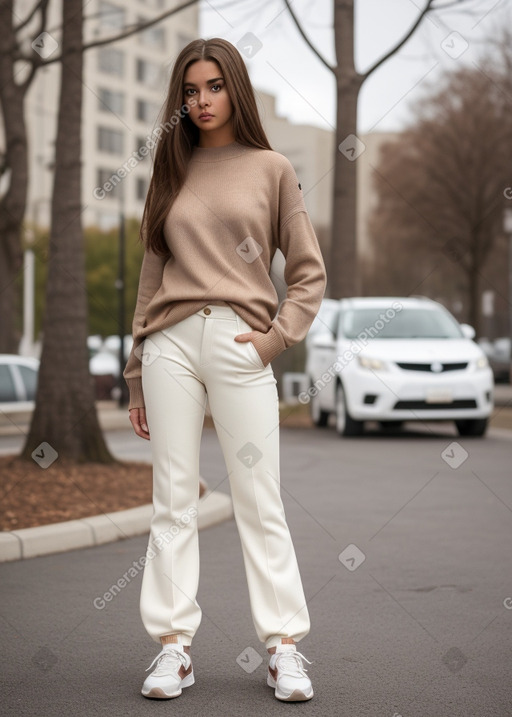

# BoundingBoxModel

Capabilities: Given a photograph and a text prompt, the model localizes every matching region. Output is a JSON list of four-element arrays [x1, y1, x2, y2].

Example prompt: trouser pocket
[[235, 314, 265, 369]]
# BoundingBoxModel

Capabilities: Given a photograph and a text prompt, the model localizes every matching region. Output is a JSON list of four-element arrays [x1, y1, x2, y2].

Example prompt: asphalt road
[[1, 422, 512, 717]]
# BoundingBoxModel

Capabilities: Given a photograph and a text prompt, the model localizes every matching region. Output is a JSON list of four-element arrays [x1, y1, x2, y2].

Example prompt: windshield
[[341, 307, 463, 339]]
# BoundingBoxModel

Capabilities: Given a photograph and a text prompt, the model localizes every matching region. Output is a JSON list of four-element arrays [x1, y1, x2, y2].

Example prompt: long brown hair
[[142, 38, 273, 256]]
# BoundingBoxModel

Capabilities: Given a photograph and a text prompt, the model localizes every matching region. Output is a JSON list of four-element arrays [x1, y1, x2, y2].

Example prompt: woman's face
[[183, 60, 234, 144]]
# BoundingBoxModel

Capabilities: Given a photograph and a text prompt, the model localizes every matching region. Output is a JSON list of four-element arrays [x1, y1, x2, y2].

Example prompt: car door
[[306, 304, 339, 412], [0, 364, 18, 403]]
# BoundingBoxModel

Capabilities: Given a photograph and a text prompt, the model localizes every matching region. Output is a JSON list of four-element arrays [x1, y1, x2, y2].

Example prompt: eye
[[211, 84, 222, 92], [184, 88, 196, 96]]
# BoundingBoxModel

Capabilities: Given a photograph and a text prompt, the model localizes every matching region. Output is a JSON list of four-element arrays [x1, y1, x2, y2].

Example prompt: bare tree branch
[[430, 0, 482, 11], [13, 0, 49, 34], [17, 0, 200, 67], [362, 0, 436, 80], [282, 0, 334, 73], [18, 0, 50, 91]]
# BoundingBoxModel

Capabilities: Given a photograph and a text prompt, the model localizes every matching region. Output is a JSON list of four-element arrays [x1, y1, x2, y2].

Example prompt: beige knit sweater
[[124, 141, 327, 409]]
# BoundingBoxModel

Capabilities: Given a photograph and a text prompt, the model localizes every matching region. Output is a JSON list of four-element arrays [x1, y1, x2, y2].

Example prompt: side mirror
[[460, 324, 476, 340]]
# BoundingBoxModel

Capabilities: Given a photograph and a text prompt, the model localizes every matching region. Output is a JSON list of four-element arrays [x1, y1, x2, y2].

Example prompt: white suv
[[304, 297, 493, 437]]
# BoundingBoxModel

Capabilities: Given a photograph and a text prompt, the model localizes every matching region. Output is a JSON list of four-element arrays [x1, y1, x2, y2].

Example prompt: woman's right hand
[[129, 407, 150, 440]]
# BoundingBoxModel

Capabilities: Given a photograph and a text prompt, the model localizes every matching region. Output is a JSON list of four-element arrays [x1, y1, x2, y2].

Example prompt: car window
[[18, 365, 38, 400], [342, 307, 463, 339], [0, 364, 18, 402], [309, 302, 339, 337]]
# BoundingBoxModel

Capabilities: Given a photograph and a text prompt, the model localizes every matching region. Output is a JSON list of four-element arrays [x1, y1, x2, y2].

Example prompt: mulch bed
[[0, 457, 153, 530]]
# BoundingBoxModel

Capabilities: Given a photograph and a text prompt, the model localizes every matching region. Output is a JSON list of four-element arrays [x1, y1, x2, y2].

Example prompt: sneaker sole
[[267, 675, 313, 701], [275, 688, 314, 702], [142, 672, 195, 699]]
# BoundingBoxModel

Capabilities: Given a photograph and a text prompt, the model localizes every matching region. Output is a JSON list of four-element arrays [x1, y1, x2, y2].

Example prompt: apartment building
[[20, 0, 198, 230]]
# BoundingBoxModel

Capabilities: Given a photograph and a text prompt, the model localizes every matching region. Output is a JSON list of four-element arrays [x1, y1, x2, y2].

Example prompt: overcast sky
[[199, 0, 510, 134]]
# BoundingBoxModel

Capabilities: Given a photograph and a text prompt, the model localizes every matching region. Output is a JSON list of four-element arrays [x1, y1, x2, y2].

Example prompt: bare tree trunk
[[468, 261, 480, 336], [0, 0, 28, 353], [330, 0, 363, 298], [22, 0, 113, 463], [0, 0, 200, 355], [0, 219, 23, 353]]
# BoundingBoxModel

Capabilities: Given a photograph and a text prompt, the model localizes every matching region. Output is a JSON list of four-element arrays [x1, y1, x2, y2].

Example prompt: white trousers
[[140, 304, 310, 649]]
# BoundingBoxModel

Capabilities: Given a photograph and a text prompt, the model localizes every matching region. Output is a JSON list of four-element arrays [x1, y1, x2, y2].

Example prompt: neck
[[197, 127, 236, 149]]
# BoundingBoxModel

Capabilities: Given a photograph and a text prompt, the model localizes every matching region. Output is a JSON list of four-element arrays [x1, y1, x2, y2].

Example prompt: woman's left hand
[[234, 330, 260, 345]]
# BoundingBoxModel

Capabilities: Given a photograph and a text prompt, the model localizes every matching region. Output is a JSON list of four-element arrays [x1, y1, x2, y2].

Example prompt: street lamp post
[[116, 185, 128, 407], [504, 207, 512, 383], [20, 198, 49, 358]]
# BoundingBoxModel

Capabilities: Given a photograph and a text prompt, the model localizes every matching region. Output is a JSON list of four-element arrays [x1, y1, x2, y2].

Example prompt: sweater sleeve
[[123, 248, 167, 409], [250, 159, 327, 366]]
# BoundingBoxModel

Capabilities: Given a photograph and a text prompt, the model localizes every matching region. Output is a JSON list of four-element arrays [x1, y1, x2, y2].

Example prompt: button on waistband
[[203, 307, 211, 315]]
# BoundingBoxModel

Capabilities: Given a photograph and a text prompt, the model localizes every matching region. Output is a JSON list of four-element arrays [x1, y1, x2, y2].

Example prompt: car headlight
[[475, 355, 489, 370], [358, 356, 387, 371]]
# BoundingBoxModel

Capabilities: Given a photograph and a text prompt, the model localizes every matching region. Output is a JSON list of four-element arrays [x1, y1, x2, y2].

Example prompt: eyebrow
[[183, 77, 224, 87]]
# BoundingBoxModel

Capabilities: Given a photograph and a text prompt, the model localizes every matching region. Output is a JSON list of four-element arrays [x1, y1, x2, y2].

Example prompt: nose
[[198, 90, 210, 108]]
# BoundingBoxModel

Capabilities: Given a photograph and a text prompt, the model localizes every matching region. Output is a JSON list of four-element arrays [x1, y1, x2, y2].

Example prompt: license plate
[[426, 389, 453, 403]]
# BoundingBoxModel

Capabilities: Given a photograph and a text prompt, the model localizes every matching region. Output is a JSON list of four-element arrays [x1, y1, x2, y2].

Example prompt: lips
[[199, 113, 213, 119]]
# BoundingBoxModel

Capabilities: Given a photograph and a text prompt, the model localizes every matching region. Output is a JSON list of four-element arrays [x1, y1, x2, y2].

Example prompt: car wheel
[[310, 387, 329, 427], [336, 383, 364, 437], [455, 418, 488, 437]]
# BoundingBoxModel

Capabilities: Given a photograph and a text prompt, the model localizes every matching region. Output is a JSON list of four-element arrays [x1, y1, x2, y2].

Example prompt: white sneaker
[[141, 644, 194, 699], [267, 644, 313, 701]]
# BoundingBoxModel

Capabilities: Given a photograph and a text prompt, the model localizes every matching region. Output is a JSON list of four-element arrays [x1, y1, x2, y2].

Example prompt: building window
[[136, 177, 148, 201], [177, 32, 195, 52], [135, 136, 151, 160], [97, 47, 124, 77], [136, 58, 162, 89], [97, 126, 124, 154], [136, 99, 160, 124], [99, 1, 125, 30], [98, 88, 125, 116], [97, 168, 123, 200], [137, 15, 165, 49]]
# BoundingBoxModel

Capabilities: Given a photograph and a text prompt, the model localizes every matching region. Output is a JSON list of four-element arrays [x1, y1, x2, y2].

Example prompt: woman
[[124, 37, 326, 702]]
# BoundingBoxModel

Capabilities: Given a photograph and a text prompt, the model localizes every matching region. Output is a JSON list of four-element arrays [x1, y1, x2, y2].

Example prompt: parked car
[[89, 335, 133, 399], [478, 337, 511, 383], [0, 355, 39, 412], [102, 334, 134, 358], [306, 298, 340, 349], [305, 297, 494, 437], [87, 334, 103, 359]]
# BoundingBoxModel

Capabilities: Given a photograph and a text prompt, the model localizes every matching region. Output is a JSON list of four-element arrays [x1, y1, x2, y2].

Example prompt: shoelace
[[274, 650, 312, 679], [146, 647, 189, 676]]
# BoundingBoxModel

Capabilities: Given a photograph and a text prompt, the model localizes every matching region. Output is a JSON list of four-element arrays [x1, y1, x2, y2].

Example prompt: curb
[[0, 489, 233, 563]]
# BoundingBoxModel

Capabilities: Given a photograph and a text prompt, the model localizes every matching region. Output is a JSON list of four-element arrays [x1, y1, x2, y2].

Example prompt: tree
[[0, 0, 43, 353], [0, 0, 199, 353], [21, 0, 114, 461], [284, 0, 481, 298], [0, 0, 198, 462], [366, 62, 512, 334]]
